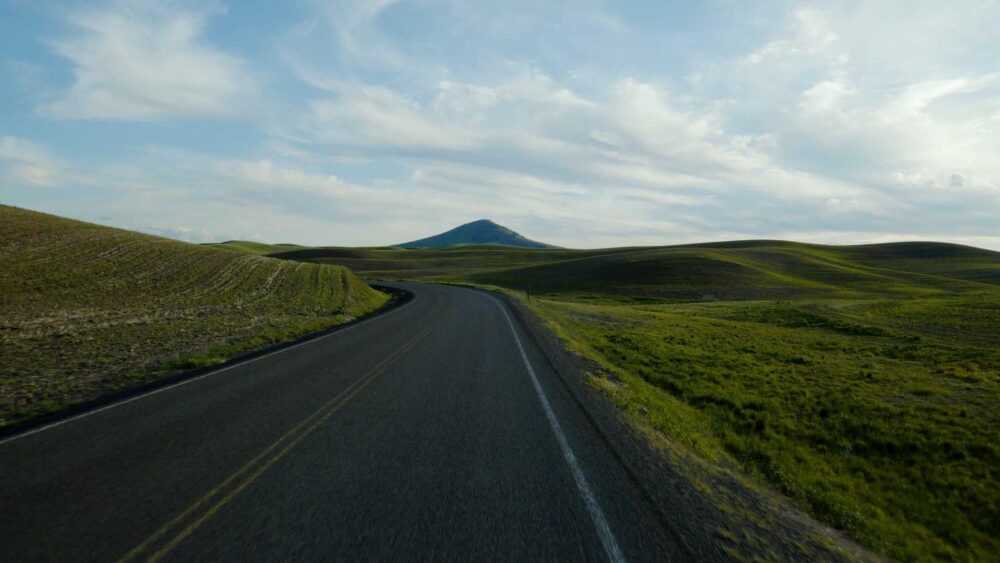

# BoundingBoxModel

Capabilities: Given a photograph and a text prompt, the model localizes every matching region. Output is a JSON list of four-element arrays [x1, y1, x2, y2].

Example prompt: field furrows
[[0, 206, 388, 428]]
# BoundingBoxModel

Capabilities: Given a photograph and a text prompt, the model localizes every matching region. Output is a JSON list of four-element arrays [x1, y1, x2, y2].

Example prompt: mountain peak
[[397, 220, 554, 249]]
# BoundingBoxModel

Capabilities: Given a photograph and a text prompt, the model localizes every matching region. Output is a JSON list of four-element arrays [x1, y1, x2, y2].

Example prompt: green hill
[[269, 245, 578, 279], [273, 240, 1000, 300], [396, 219, 555, 249], [470, 241, 1000, 299], [0, 205, 388, 428]]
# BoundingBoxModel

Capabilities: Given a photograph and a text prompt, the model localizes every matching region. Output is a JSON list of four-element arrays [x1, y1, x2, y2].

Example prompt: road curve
[[0, 282, 683, 561]]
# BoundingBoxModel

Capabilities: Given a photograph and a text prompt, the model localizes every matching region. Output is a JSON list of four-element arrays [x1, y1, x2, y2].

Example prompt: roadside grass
[[162, 315, 358, 370], [0, 206, 389, 428], [526, 294, 999, 561]]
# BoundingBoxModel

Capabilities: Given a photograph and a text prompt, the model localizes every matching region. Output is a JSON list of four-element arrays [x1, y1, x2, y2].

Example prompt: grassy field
[[528, 295, 999, 561], [271, 240, 999, 300], [0, 206, 389, 428], [276, 240, 1000, 561], [269, 245, 592, 279], [469, 243, 998, 299]]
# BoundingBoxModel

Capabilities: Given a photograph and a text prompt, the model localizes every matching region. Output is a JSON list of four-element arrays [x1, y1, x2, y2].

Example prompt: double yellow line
[[119, 320, 440, 563]]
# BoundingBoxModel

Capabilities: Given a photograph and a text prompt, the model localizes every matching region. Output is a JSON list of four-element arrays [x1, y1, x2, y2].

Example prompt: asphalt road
[[0, 282, 683, 562]]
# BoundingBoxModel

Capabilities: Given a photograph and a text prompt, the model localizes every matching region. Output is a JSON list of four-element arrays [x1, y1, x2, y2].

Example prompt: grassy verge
[[0, 205, 389, 428], [163, 313, 376, 371], [522, 293, 998, 561]]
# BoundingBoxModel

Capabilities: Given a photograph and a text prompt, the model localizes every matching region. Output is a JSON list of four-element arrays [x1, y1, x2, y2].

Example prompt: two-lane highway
[[1, 283, 683, 561]]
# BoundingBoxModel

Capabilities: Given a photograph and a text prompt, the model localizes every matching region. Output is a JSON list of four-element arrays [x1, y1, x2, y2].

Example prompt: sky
[[1, 0, 998, 249]]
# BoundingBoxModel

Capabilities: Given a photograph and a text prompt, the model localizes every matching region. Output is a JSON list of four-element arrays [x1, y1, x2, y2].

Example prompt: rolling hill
[[0, 205, 388, 428], [396, 219, 555, 249], [467, 240, 1000, 299], [270, 239, 1000, 300]]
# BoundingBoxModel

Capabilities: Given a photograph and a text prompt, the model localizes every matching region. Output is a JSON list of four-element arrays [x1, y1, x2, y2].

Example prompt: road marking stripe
[[490, 296, 626, 563], [119, 318, 440, 563], [0, 290, 418, 446]]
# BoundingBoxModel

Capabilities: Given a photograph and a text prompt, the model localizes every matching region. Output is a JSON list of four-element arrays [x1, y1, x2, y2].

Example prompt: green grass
[[525, 295, 999, 561], [467, 242, 997, 300], [279, 238, 1000, 561], [283, 239, 999, 300], [268, 245, 590, 279], [0, 205, 389, 428]]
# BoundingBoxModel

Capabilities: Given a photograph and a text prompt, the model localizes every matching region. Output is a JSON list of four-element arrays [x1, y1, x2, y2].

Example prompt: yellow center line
[[119, 319, 441, 563]]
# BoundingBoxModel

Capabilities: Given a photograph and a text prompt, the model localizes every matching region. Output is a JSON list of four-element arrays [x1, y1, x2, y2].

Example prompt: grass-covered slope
[[0, 205, 388, 428], [279, 239, 1000, 300], [533, 295, 999, 561], [468, 241, 1000, 299], [270, 245, 580, 279]]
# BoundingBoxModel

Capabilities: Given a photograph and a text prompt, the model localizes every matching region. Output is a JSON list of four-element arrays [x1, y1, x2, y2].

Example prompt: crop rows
[[0, 206, 387, 427]]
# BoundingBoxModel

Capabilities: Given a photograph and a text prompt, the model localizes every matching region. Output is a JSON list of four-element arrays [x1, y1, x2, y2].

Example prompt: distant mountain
[[397, 219, 555, 249]]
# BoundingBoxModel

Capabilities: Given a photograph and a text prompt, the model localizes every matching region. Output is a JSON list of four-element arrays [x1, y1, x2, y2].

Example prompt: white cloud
[[790, 73, 1000, 193], [285, 70, 878, 209], [303, 86, 477, 151], [799, 77, 855, 117], [705, 3, 1000, 215], [744, 9, 838, 65], [40, 0, 258, 120], [261, 2, 995, 246], [8, 1, 999, 249], [0, 136, 63, 187]]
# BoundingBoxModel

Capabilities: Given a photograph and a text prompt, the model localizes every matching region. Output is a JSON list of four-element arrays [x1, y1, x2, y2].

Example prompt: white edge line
[[0, 290, 418, 446], [489, 295, 626, 563]]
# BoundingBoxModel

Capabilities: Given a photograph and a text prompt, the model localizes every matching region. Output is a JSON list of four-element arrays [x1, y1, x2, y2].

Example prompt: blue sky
[[1, 0, 998, 248]]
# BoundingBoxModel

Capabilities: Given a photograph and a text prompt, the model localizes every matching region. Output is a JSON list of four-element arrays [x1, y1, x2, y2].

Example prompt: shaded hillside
[[477, 241, 1000, 300], [397, 219, 555, 249], [274, 239, 1000, 300], [270, 245, 592, 279], [0, 205, 388, 428]]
